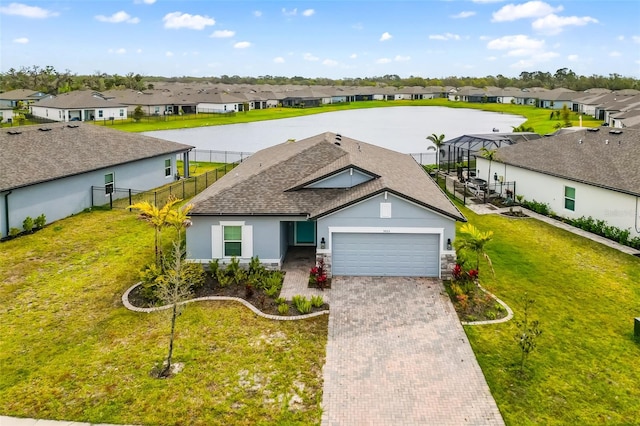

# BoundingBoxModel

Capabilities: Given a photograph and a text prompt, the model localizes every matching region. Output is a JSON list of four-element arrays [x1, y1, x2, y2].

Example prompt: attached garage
[[332, 232, 440, 277]]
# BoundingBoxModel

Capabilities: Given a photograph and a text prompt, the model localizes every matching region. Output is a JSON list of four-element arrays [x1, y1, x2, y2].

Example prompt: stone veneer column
[[440, 253, 457, 280], [316, 252, 332, 278]]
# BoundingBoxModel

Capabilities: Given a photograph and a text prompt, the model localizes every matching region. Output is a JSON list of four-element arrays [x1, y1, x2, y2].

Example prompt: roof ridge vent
[[7, 130, 22, 135], [587, 127, 600, 132], [38, 127, 52, 131], [608, 129, 622, 135], [67, 124, 79, 129]]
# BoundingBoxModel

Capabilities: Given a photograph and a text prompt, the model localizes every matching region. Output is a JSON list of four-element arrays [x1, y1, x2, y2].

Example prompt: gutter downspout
[[3, 191, 11, 238]]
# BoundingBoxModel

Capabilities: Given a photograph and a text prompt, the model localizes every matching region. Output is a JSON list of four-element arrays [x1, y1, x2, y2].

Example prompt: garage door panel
[[332, 233, 439, 277]]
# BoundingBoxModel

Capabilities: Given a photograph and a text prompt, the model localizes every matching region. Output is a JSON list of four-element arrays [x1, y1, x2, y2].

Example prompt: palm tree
[[426, 133, 445, 170], [167, 202, 194, 247], [130, 195, 183, 267], [479, 147, 497, 194], [454, 223, 494, 276]]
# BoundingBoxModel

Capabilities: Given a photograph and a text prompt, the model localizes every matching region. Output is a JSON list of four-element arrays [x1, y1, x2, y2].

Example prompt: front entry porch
[[279, 246, 331, 303]]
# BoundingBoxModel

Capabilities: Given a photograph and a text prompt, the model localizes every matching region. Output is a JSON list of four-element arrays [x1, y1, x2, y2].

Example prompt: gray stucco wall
[[186, 215, 308, 263], [1, 154, 178, 237], [316, 192, 457, 249]]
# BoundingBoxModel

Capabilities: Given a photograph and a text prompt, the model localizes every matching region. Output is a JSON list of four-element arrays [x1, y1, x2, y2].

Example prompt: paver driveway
[[321, 277, 504, 426]]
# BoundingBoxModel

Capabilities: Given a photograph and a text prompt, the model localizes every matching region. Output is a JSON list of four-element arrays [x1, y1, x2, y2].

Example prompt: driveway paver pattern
[[321, 277, 504, 426]]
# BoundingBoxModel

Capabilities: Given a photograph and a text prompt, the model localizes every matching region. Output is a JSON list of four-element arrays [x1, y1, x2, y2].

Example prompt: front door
[[295, 221, 315, 245]]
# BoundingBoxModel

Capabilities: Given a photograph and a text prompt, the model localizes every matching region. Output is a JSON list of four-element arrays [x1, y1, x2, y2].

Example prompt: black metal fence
[[91, 163, 238, 210]]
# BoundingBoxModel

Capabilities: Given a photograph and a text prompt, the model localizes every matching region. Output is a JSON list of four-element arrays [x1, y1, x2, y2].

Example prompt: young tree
[[514, 294, 542, 376], [454, 223, 494, 276], [155, 242, 194, 378], [426, 133, 445, 170], [129, 196, 183, 267], [132, 105, 144, 122], [560, 104, 572, 127]]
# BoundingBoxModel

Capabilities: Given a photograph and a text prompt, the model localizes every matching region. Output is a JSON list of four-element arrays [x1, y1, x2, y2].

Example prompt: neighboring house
[[0, 89, 49, 108], [31, 90, 128, 122], [186, 132, 466, 277], [0, 107, 15, 123], [0, 124, 193, 238], [102, 89, 198, 115], [441, 132, 541, 166], [195, 91, 248, 113], [476, 127, 640, 238]]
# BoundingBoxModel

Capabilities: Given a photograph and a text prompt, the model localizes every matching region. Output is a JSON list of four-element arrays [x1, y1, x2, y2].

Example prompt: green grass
[[93, 100, 600, 136], [0, 209, 327, 425], [459, 207, 640, 425], [177, 160, 226, 176]]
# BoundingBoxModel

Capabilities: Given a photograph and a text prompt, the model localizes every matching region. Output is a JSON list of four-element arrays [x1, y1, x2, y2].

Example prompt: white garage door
[[332, 233, 440, 277]]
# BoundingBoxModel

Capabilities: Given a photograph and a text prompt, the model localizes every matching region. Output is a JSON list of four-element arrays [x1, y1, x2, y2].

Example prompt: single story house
[[0, 89, 49, 108], [0, 107, 15, 123], [0, 124, 193, 238], [441, 132, 541, 168], [102, 89, 198, 115], [30, 90, 128, 122], [475, 127, 640, 238], [186, 132, 466, 277]]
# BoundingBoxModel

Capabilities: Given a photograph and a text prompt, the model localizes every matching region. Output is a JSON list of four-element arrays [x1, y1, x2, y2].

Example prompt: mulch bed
[[127, 274, 329, 316]]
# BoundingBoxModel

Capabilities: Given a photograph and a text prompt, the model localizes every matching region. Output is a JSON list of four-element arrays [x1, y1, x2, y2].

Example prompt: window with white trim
[[98, 110, 103, 118], [119, 109, 124, 117], [165, 159, 171, 177], [564, 186, 575, 211], [105, 172, 114, 195], [223, 225, 242, 257]]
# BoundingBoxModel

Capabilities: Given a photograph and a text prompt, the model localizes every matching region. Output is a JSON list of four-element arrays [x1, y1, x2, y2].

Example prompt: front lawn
[[461, 208, 640, 425], [0, 209, 327, 425]]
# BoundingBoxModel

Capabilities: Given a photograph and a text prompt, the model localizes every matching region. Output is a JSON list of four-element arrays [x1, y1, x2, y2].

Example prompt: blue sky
[[1, 0, 639, 79]]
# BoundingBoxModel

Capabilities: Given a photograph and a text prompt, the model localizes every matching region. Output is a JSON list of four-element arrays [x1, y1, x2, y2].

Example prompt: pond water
[[144, 106, 525, 159]]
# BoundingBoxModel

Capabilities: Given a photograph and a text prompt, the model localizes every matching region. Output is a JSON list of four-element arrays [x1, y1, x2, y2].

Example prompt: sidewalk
[[466, 203, 640, 256]]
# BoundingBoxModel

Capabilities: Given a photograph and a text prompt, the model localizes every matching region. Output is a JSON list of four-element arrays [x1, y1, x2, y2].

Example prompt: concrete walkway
[[279, 246, 332, 303], [466, 203, 640, 256], [321, 277, 504, 426], [0, 416, 135, 426]]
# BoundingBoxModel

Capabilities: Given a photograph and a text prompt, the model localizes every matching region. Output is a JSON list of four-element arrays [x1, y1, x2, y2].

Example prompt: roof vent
[[7, 130, 22, 135], [609, 129, 623, 135], [587, 128, 599, 132], [334, 141, 341, 146], [605, 139, 609, 145], [67, 124, 79, 129], [38, 127, 52, 132], [578, 139, 582, 144]]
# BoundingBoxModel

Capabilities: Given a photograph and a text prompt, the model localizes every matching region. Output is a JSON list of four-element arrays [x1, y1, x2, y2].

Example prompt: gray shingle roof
[[0, 123, 193, 191], [35, 91, 126, 109], [495, 127, 640, 196], [190, 132, 465, 221]]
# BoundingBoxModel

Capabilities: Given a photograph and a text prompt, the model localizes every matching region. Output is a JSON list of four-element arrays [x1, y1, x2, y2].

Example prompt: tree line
[[1, 65, 638, 94]]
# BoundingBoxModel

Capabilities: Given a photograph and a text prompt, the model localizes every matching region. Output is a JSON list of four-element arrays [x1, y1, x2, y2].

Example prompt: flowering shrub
[[309, 258, 328, 290], [452, 263, 478, 282]]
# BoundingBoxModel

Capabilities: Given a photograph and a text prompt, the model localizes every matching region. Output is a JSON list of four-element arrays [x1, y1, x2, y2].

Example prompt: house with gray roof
[[0, 124, 192, 237], [475, 127, 640, 238], [186, 132, 466, 277], [30, 90, 128, 122], [0, 89, 50, 108]]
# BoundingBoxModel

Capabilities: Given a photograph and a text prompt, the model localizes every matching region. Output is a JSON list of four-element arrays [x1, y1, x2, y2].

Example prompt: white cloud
[[617, 35, 625, 41], [567, 54, 578, 61], [166, 51, 174, 57], [352, 23, 363, 30], [210, 30, 235, 38], [492, 1, 562, 22], [394, 55, 411, 62], [532, 14, 597, 35], [350, 53, 358, 59], [323, 59, 338, 66], [13, 37, 28, 44], [253, 10, 262, 17], [273, 57, 285, 63], [234, 41, 251, 49], [609, 51, 622, 57], [452, 11, 476, 19], [376, 58, 391, 64], [633, 36, 640, 44], [95, 11, 139, 24], [303, 53, 319, 61], [134, 0, 156, 4], [479, 35, 491, 41], [163, 12, 215, 30], [108, 48, 127, 54], [282, 8, 297, 16], [136, 48, 143, 54], [486, 56, 497, 61], [487, 34, 544, 51], [380, 32, 392, 41], [0, 2, 58, 18], [302, 9, 315, 17], [429, 33, 461, 41]]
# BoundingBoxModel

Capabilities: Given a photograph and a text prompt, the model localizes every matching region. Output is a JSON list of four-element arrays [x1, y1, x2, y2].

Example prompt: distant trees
[[1, 65, 638, 93]]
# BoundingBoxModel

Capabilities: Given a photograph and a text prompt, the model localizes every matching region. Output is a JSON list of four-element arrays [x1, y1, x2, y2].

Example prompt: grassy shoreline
[[95, 99, 601, 136]]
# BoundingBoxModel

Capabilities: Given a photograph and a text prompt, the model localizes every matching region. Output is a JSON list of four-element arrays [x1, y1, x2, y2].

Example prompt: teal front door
[[295, 221, 315, 245]]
